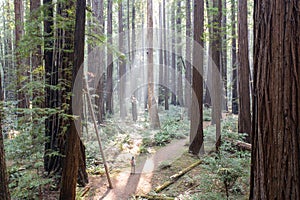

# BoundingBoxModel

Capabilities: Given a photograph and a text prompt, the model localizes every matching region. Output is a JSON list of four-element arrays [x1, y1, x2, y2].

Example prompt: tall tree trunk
[[237, 0, 251, 141], [250, 0, 300, 199], [59, 0, 86, 198], [92, 0, 105, 123], [231, 0, 238, 114], [106, 0, 113, 115], [211, 0, 222, 151], [0, 72, 10, 200], [171, 4, 176, 105], [158, 2, 164, 105], [203, 0, 212, 106], [221, 0, 227, 111], [176, 0, 183, 106], [118, 0, 126, 119], [185, 0, 191, 118], [14, 0, 28, 113], [163, 0, 169, 110], [147, 0, 160, 129], [189, 0, 204, 155], [43, 0, 58, 173]]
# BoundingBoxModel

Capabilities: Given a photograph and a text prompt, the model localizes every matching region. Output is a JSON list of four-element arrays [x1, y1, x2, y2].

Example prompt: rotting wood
[[135, 195, 175, 200], [224, 137, 251, 151], [154, 160, 202, 193]]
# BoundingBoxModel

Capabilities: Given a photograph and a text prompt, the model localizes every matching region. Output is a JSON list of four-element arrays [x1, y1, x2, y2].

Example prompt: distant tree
[[163, 0, 169, 111], [189, 0, 204, 155], [171, 3, 176, 105], [0, 71, 10, 200], [221, 0, 228, 111], [106, 0, 113, 115], [203, 0, 212, 106], [231, 0, 238, 114], [250, 0, 300, 199], [238, 0, 251, 141], [185, 0, 192, 118], [211, 0, 222, 150], [118, 0, 126, 119], [147, 0, 160, 129], [59, 0, 86, 198], [158, 2, 164, 105], [14, 0, 28, 112]]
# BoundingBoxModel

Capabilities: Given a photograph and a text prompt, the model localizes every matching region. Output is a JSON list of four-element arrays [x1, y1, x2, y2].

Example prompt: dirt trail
[[86, 122, 211, 200]]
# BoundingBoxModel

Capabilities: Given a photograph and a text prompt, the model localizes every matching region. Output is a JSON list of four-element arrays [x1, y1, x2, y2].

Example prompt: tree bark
[[59, 0, 86, 198], [238, 0, 251, 142], [185, 0, 191, 118], [250, 0, 300, 199], [231, 0, 238, 114], [171, 4, 176, 106], [221, 0, 228, 111], [106, 0, 113, 115], [118, 0, 126, 119], [211, 0, 222, 151], [14, 0, 28, 113], [203, 0, 212, 106], [0, 71, 10, 200], [163, 0, 169, 111], [147, 0, 160, 129], [176, 0, 183, 107], [189, 0, 204, 155], [158, 2, 164, 106]]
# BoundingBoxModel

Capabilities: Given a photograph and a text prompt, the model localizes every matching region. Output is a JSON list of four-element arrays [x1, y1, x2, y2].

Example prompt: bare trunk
[[147, 0, 160, 129], [171, 5, 176, 105], [238, 0, 251, 142], [185, 0, 192, 118], [118, 0, 126, 119], [231, 0, 238, 114], [163, 0, 169, 111], [106, 0, 113, 115], [0, 72, 10, 200], [189, 0, 204, 155], [14, 0, 28, 113], [250, 0, 300, 199], [176, 0, 183, 106], [211, 0, 222, 151]]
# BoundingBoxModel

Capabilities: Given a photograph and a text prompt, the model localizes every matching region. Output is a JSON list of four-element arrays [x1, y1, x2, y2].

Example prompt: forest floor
[[80, 121, 211, 200]]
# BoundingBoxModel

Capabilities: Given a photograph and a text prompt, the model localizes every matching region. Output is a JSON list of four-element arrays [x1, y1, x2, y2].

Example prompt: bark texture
[[59, 0, 86, 198], [147, 0, 160, 129], [0, 72, 10, 200], [189, 0, 204, 155], [231, 0, 238, 114], [250, 0, 300, 199], [238, 0, 251, 141]]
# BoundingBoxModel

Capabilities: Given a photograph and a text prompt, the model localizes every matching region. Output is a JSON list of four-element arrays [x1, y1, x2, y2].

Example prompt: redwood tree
[[59, 0, 86, 198], [0, 71, 10, 200], [147, 0, 160, 129], [231, 0, 238, 114], [250, 0, 300, 199], [189, 0, 204, 155], [238, 0, 251, 141]]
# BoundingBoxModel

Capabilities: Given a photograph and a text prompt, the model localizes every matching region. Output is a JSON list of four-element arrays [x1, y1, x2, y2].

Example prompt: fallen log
[[135, 195, 174, 200], [80, 186, 90, 197], [225, 137, 251, 151], [154, 160, 202, 193]]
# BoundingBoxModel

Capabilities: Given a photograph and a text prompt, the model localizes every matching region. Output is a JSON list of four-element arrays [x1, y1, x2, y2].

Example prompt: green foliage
[[203, 107, 212, 121], [154, 118, 187, 146], [191, 116, 250, 199]]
